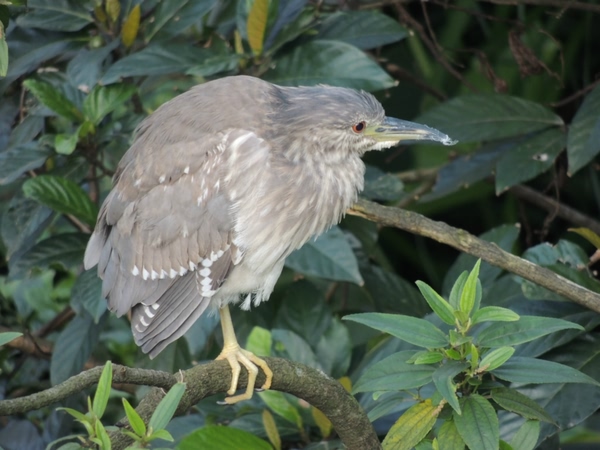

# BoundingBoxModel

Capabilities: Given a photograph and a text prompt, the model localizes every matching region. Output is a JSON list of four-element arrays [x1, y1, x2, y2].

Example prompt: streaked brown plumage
[[84, 75, 455, 402]]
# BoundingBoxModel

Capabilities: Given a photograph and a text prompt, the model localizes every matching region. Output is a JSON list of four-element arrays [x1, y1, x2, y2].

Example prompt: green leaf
[[71, 269, 106, 324], [453, 395, 499, 450], [448, 271, 468, 310], [417, 95, 563, 143], [121, 4, 141, 48], [509, 420, 539, 450], [344, 313, 448, 348], [264, 40, 395, 91], [432, 361, 469, 414], [0, 143, 51, 185], [15, 0, 93, 31], [567, 84, 600, 175], [83, 84, 137, 125], [416, 281, 456, 325], [490, 388, 554, 423], [146, 428, 174, 442], [353, 351, 435, 393], [382, 399, 438, 450], [56, 406, 89, 423], [122, 398, 146, 437], [0, 21, 7, 77], [569, 227, 600, 249], [95, 421, 111, 450], [50, 313, 106, 385], [316, 318, 352, 378], [178, 425, 272, 450], [22, 79, 83, 122], [149, 382, 186, 430], [438, 420, 466, 450], [22, 175, 98, 227], [476, 316, 584, 347], [459, 259, 481, 315], [491, 356, 600, 386], [247, 0, 269, 55], [412, 351, 444, 365], [495, 128, 566, 193], [317, 11, 407, 50], [262, 409, 282, 450], [54, 131, 79, 155], [272, 329, 320, 369], [286, 226, 363, 284], [245, 326, 272, 357], [0, 332, 22, 347], [259, 390, 302, 429], [472, 307, 520, 325], [92, 361, 112, 418], [479, 347, 514, 372]]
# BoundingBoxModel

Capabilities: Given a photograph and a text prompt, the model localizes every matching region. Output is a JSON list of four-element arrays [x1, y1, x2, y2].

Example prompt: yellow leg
[[215, 305, 273, 404]]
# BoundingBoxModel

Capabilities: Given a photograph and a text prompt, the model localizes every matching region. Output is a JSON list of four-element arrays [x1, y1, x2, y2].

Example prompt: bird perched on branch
[[84, 75, 455, 403]]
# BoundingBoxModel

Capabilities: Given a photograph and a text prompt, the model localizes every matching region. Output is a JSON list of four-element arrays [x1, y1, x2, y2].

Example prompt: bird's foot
[[216, 344, 273, 404]]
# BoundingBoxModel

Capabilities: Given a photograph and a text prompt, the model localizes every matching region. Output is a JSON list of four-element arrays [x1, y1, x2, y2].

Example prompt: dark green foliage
[[1, 0, 600, 449]]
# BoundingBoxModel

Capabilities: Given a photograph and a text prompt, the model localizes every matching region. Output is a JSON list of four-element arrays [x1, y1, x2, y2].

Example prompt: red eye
[[352, 121, 366, 133]]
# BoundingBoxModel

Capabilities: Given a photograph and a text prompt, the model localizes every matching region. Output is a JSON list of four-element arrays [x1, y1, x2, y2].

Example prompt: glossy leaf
[[491, 356, 600, 386], [569, 227, 600, 249], [71, 269, 106, 324], [92, 361, 112, 419], [144, 0, 187, 42], [344, 313, 448, 348], [479, 347, 514, 372], [490, 388, 554, 423], [448, 271, 468, 310], [22, 175, 98, 227], [15, 0, 93, 32], [122, 398, 146, 437], [567, 84, 600, 175], [459, 259, 481, 315], [246, 326, 272, 357], [149, 382, 186, 430], [472, 307, 520, 325], [259, 390, 302, 428], [433, 361, 469, 414], [317, 11, 407, 50], [476, 316, 583, 347], [509, 420, 539, 450], [0, 143, 51, 185], [417, 95, 563, 143], [178, 426, 272, 450], [83, 84, 137, 125], [54, 131, 79, 155], [438, 420, 466, 450], [264, 40, 395, 91], [121, 5, 141, 48], [286, 226, 363, 284], [412, 351, 444, 365], [453, 395, 499, 450], [22, 79, 82, 122], [272, 329, 320, 369], [495, 128, 566, 193], [0, 332, 22, 347], [416, 281, 455, 325], [316, 318, 352, 378], [382, 399, 438, 450], [247, 0, 269, 55], [353, 351, 436, 393]]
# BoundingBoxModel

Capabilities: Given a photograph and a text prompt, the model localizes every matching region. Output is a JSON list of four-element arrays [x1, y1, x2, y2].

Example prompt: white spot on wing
[[184, 166, 189, 174], [140, 316, 149, 326], [199, 267, 211, 277], [169, 268, 177, 278], [152, 303, 160, 310], [144, 305, 156, 318], [201, 259, 212, 267], [159, 175, 166, 183], [132, 266, 140, 276], [151, 270, 159, 280], [142, 267, 149, 280]]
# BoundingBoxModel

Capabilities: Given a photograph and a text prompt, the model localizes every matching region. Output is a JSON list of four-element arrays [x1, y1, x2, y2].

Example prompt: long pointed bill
[[364, 117, 457, 147]]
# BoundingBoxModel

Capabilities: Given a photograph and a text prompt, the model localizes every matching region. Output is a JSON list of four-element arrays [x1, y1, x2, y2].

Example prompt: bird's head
[[269, 84, 456, 162]]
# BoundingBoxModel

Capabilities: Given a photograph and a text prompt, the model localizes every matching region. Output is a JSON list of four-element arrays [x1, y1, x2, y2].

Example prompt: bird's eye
[[352, 121, 366, 133]]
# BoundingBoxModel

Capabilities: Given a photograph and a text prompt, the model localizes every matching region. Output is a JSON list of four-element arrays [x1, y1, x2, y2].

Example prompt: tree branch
[[349, 198, 600, 313], [0, 358, 380, 450]]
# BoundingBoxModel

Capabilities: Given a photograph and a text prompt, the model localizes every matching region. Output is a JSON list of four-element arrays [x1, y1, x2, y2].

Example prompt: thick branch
[[350, 199, 600, 313]]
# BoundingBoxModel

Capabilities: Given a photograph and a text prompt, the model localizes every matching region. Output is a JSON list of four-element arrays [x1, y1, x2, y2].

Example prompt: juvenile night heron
[[84, 75, 455, 403]]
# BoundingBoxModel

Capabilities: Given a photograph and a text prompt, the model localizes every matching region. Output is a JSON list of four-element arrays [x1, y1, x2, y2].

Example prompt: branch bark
[[349, 198, 600, 313], [0, 358, 381, 450]]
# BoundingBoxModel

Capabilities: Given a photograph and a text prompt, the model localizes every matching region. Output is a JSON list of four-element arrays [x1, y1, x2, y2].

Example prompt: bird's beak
[[364, 117, 457, 146]]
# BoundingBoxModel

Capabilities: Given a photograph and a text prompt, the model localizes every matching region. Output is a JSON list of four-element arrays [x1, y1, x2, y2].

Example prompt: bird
[[84, 75, 456, 403]]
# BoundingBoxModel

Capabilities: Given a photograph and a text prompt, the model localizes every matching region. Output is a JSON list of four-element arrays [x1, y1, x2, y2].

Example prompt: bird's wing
[[84, 129, 270, 357]]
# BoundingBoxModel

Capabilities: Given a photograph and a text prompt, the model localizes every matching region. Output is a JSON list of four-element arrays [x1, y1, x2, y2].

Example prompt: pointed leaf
[[453, 395, 499, 450], [121, 5, 141, 48], [417, 95, 563, 143], [569, 227, 600, 249], [382, 399, 438, 450], [312, 407, 332, 439], [0, 22, 7, 77], [491, 356, 600, 386], [83, 84, 137, 125], [567, 84, 600, 175], [438, 420, 465, 450], [245, 326, 272, 357], [344, 313, 448, 348], [148, 382, 186, 430], [0, 332, 22, 347], [490, 388, 554, 423], [472, 307, 519, 325], [54, 131, 79, 155], [416, 281, 456, 325], [247, 0, 269, 55], [178, 426, 272, 450], [262, 409, 281, 450], [413, 351, 445, 365], [479, 347, 514, 372], [286, 226, 363, 284], [22, 175, 98, 227], [147, 428, 174, 441], [460, 259, 481, 315], [0, 143, 51, 185], [22, 79, 82, 122], [476, 316, 583, 347], [354, 351, 435, 393], [509, 420, 539, 450], [92, 361, 112, 418], [448, 271, 468, 310], [122, 398, 146, 437], [433, 362, 469, 414], [258, 390, 302, 428]]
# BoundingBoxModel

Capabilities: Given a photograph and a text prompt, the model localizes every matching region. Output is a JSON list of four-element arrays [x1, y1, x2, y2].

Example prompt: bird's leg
[[216, 305, 273, 404]]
